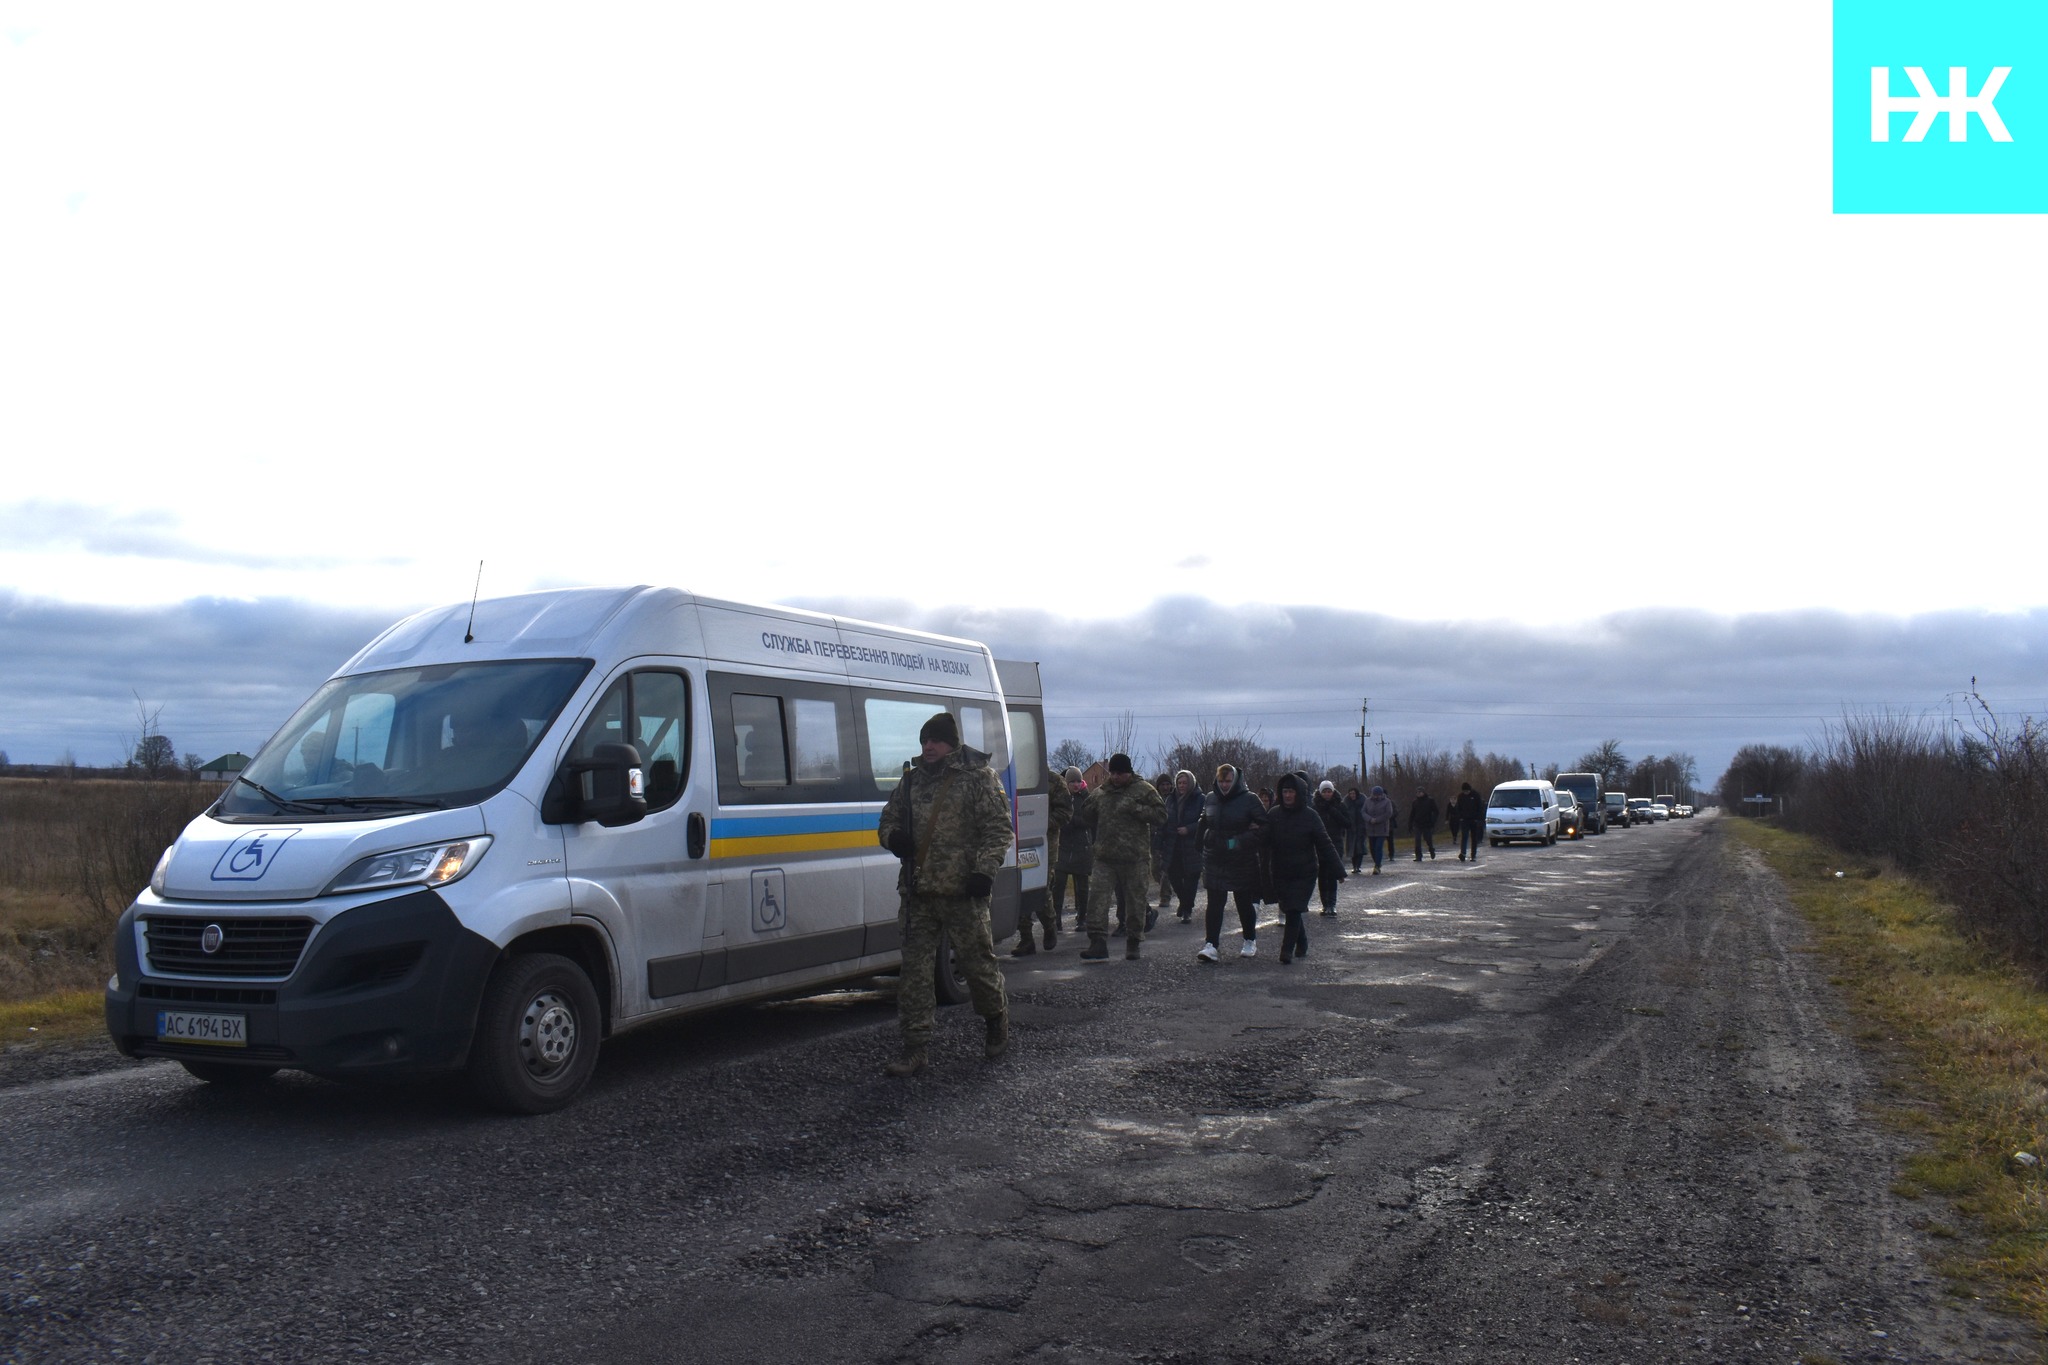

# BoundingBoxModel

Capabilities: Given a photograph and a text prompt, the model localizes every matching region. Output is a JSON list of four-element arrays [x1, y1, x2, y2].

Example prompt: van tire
[[180, 1059, 280, 1086], [468, 952, 601, 1115], [933, 928, 970, 1007]]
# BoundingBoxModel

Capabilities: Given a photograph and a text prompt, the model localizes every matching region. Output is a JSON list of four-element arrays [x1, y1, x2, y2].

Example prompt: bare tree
[[1100, 710, 1138, 762], [1573, 739, 1630, 790], [1050, 738, 1092, 772], [129, 693, 175, 780]]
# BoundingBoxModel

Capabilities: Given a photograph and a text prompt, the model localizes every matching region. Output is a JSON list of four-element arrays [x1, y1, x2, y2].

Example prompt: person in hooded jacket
[[1409, 787, 1440, 861], [1263, 772, 1345, 963], [1360, 784, 1398, 873], [1048, 767, 1093, 935], [1195, 763, 1267, 962], [1312, 780, 1352, 916], [1161, 769, 1205, 921], [1453, 781, 1486, 861], [1343, 785, 1368, 872]]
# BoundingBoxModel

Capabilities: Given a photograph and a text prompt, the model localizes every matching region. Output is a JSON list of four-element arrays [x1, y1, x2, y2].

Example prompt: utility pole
[[1357, 698, 1368, 788]]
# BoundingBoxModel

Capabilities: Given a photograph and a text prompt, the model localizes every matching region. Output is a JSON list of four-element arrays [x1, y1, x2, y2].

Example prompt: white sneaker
[[1240, 940, 1258, 958], [1197, 942, 1220, 962]]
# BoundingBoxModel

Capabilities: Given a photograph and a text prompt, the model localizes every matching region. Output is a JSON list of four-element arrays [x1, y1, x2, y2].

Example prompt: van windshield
[[217, 659, 592, 820], [1489, 789, 1543, 808]]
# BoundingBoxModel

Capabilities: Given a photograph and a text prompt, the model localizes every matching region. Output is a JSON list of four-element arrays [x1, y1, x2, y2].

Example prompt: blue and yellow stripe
[[708, 812, 879, 861]]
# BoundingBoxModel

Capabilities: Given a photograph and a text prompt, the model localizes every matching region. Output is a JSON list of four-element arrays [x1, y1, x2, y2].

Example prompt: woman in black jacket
[[1195, 764, 1266, 962], [1262, 772, 1346, 963]]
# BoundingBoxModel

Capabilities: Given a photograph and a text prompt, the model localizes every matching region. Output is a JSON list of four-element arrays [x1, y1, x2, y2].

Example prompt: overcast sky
[[2, 5, 2042, 781]]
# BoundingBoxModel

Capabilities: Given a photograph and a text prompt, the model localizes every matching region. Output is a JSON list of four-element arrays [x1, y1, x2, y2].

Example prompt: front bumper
[[105, 888, 500, 1075]]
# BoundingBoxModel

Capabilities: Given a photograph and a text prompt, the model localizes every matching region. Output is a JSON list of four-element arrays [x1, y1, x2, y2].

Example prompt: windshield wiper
[[234, 774, 324, 814], [291, 796, 446, 811]]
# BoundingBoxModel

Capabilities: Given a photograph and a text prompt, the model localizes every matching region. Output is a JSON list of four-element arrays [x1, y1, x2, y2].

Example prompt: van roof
[[334, 586, 1002, 695]]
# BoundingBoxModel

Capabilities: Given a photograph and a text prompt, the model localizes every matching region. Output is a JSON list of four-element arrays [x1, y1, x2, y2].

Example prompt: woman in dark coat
[[1195, 763, 1266, 962], [1262, 772, 1346, 964], [1162, 769, 1205, 921]]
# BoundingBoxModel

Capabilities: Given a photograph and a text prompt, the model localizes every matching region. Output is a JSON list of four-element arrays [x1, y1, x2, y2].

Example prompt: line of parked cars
[[1484, 777, 1695, 845]]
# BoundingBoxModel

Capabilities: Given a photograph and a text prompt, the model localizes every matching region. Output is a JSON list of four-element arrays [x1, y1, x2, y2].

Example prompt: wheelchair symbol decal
[[211, 829, 302, 882], [751, 869, 787, 932]]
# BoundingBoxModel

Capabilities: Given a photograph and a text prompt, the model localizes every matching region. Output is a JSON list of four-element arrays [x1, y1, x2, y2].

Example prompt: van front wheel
[[469, 953, 601, 1115]]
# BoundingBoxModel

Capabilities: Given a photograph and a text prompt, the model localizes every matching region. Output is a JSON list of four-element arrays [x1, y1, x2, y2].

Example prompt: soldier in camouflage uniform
[[1014, 761, 1074, 957], [876, 712, 1012, 1076], [1080, 752, 1168, 960]]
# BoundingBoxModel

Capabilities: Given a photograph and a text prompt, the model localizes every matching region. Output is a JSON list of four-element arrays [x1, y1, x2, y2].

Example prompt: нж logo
[[1871, 66, 2014, 142]]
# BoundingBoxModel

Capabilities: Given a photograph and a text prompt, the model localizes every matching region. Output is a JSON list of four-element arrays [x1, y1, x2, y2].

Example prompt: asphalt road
[[2, 816, 2037, 1363]]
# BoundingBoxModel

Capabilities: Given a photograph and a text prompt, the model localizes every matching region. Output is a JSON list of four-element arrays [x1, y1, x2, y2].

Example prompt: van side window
[[709, 672, 860, 805], [1005, 709, 1041, 790], [731, 694, 789, 787], [570, 670, 692, 812], [789, 697, 842, 783], [865, 698, 936, 793]]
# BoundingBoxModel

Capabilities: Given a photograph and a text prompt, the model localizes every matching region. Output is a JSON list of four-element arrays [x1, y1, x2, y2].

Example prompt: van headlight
[[325, 837, 492, 896], [149, 845, 176, 898]]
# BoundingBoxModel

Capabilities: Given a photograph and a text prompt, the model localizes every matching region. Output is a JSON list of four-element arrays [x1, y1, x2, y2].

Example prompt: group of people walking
[[874, 710, 1494, 1077]]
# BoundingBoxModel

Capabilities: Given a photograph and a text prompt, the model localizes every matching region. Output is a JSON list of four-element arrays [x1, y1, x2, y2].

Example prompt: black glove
[[886, 829, 915, 858], [965, 872, 994, 898]]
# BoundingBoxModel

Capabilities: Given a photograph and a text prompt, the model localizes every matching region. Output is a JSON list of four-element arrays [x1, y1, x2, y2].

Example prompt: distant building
[[199, 753, 251, 782]]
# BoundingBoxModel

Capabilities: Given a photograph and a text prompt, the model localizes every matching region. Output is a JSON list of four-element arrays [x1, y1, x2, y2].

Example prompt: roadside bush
[[66, 781, 222, 930], [1734, 702, 2048, 972]]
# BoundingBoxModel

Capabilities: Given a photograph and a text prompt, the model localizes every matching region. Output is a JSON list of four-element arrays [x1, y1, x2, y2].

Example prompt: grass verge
[[1728, 818, 2048, 1325], [0, 988, 107, 1048]]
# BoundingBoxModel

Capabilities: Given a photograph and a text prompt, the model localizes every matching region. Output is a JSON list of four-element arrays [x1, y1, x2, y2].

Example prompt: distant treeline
[[1718, 699, 2048, 969]]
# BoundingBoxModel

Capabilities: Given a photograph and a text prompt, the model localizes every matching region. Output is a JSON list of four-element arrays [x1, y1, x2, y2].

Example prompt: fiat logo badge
[[201, 924, 224, 954]]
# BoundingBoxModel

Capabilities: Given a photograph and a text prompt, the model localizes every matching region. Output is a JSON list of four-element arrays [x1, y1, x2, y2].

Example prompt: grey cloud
[[800, 597, 2048, 783], [5, 591, 2044, 787], [0, 502, 407, 572], [0, 592, 396, 764]]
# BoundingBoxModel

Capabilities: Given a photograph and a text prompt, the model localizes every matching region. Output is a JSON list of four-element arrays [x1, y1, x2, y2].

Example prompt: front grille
[[143, 916, 315, 979], [137, 983, 280, 1006]]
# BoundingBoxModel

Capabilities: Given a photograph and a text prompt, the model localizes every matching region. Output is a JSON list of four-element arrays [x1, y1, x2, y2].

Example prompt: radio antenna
[[464, 560, 484, 643]]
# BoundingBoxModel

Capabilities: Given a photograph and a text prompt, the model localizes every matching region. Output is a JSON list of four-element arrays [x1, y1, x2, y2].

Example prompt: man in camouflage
[[1013, 761, 1073, 956], [1080, 752, 1168, 961], [877, 711, 1013, 1076]]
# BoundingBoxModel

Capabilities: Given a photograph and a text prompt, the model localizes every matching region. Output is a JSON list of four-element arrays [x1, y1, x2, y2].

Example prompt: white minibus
[[105, 587, 1045, 1113]]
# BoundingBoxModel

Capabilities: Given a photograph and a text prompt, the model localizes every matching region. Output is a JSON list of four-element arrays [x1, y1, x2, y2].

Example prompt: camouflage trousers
[[898, 892, 1007, 1046], [1086, 857, 1152, 939]]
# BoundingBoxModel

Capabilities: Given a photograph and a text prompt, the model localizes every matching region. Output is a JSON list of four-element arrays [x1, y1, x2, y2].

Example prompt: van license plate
[[156, 1011, 247, 1047]]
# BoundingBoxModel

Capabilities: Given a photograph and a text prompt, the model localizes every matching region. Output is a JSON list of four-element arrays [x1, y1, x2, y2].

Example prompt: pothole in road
[[1179, 1233, 1254, 1274]]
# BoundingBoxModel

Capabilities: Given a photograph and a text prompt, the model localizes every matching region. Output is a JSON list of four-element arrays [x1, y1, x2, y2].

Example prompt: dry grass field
[[0, 777, 221, 1004]]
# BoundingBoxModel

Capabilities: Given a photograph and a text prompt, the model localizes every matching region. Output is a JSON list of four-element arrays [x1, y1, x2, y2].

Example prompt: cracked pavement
[[2, 817, 2037, 1363]]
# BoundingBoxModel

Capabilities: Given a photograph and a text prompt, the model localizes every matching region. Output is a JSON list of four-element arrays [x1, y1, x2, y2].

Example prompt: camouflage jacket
[[1081, 775, 1167, 864], [876, 746, 1013, 899]]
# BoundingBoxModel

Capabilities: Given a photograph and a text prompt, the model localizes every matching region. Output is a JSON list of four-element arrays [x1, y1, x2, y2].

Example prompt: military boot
[[1010, 933, 1036, 957], [882, 1047, 928, 1078], [1080, 934, 1109, 961], [1125, 936, 1142, 960], [984, 1012, 1009, 1060]]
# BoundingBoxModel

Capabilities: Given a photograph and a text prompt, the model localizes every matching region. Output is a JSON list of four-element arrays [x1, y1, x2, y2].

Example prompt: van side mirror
[[543, 743, 649, 827]]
